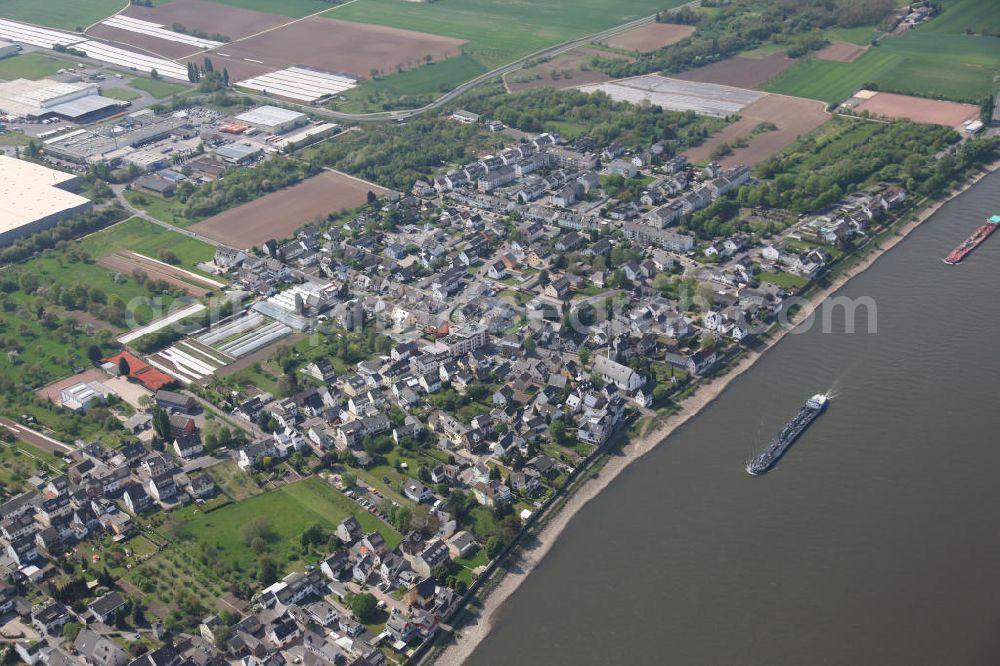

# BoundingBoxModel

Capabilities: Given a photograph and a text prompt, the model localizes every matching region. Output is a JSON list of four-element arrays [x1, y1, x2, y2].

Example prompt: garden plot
[[579, 75, 764, 117]]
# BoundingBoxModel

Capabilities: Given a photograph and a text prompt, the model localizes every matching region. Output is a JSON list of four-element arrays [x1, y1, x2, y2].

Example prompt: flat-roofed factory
[[0, 155, 91, 245]]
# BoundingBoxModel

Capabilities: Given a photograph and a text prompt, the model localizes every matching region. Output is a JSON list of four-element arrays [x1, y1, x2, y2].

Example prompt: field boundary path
[[235, 0, 703, 123], [113, 184, 229, 250], [0, 416, 75, 455]]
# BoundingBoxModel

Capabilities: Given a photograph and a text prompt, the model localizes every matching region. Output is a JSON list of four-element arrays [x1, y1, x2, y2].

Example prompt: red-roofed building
[[104, 351, 174, 392]]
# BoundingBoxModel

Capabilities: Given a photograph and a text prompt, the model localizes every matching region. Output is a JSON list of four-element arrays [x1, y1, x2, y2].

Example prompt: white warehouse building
[[0, 155, 91, 245], [234, 105, 308, 134]]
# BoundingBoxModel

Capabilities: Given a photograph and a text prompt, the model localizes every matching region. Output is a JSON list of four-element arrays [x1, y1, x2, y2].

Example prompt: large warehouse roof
[[235, 105, 307, 127], [47, 95, 121, 120], [0, 78, 98, 116], [0, 156, 90, 232]]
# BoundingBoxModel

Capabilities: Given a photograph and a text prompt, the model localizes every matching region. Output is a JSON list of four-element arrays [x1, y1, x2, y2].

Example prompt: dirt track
[[605, 23, 694, 52], [854, 92, 979, 128], [684, 94, 829, 167], [190, 171, 387, 248], [815, 41, 867, 63], [673, 52, 797, 89]]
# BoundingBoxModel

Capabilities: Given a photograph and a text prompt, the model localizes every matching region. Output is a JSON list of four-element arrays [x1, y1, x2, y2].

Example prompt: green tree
[[87, 345, 103, 363], [485, 535, 504, 559], [152, 406, 171, 440], [258, 556, 278, 585], [351, 592, 379, 623]]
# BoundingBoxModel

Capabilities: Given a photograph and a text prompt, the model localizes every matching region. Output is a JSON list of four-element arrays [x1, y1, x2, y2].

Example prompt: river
[[469, 171, 1000, 666]]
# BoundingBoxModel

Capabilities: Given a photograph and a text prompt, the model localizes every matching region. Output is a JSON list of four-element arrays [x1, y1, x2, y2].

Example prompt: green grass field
[[77, 216, 214, 269], [102, 86, 141, 101], [124, 190, 202, 228], [197, 0, 340, 17], [0, 0, 124, 30], [759, 271, 808, 290], [129, 76, 189, 99], [920, 0, 1000, 36], [762, 31, 1000, 103], [0, 52, 73, 80], [336, 54, 488, 113], [181, 477, 400, 576], [825, 24, 880, 46], [328, 0, 689, 70]]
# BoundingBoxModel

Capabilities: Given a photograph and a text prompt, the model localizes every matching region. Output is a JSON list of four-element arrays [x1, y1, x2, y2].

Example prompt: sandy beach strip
[[430, 159, 1000, 666]]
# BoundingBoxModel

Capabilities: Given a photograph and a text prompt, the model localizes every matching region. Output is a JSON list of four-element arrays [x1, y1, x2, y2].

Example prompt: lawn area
[[76, 216, 215, 271], [0, 131, 30, 146], [762, 31, 1000, 103], [180, 477, 400, 577], [328, 0, 689, 70], [0, 0, 123, 30], [0, 441, 63, 493], [124, 190, 203, 228], [543, 119, 590, 140], [129, 76, 190, 99], [335, 55, 488, 113], [919, 0, 1000, 37], [218, 362, 283, 398], [759, 271, 808, 289], [102, 86, 141, 102], [825, 25, 880, 46], [201, 0, 337, 17], [206, 459, 263, 502], [0, 52, 73, 80]]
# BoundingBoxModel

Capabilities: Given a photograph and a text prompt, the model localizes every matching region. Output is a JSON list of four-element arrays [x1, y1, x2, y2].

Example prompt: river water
[[469, 171, 1000, 666]]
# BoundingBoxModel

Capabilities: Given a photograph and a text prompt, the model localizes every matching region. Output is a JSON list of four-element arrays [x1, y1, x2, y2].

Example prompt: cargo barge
[[747, 394, 828, 475], [943, 215, 1000, 265]]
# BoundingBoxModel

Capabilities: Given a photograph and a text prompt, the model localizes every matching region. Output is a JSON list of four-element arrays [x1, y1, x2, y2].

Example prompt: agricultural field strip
[[173, 340, 232, 367], [195, 312, 266, 346], [118, 302, 206, 344], [217, 321, 291, 357], [100, 15, 224, 49], [0, 18, 88, 49], [160, 345, 219, 376], [150, 344, 222, 381], [145, 354, 197, 383], [73, 40, 189, 81], [131, 252, 226, 289], [234, 66, 356, 103], [579, 75, 763, 117]]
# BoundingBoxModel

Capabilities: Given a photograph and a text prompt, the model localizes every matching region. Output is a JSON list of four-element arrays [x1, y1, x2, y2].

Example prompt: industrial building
[[0, 155, 91, 245], [274, 122, 341, 153], [43, 114, 192, 165], [214, 142, 262, 165], [0, 78, 110, 118], [0, 40, 17, 59], [234, 106, 308, 134]]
